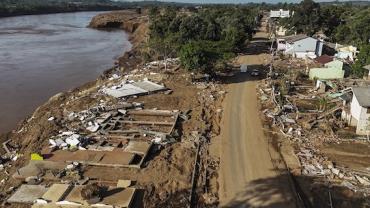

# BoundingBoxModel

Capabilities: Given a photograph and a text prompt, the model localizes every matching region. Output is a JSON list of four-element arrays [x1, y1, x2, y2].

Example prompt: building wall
[[316, 41, 323, 56], [309, 67, 344, 80], [350, 94, 370, 135], [285, 37, 318, 55], [351, 94, 362, 121], [276, 39, 286, 51], [309, 60, 344, 80], [356, 106, 370, 135]]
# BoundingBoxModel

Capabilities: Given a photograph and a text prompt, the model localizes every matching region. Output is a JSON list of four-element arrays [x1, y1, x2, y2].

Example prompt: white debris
[[65, 134, 80, 146], [35, 199, 48, 204], [48, 117, 55, 121], [66, 164, 75, 170], [355, 175, 370, 186], [152, 137, 162, 144], [331, 168, 340, 176], [86, 122, 100, 132]]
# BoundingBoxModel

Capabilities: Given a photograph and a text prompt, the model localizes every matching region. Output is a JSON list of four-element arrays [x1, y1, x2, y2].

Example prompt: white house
[[335, 45, 359, 62], [276, 34, 323, 59], [270, 9, 291, 18], [343, 87, 370, 135]]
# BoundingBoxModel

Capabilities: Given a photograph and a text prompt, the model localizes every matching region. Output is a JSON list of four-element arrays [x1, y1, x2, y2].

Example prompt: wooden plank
[[127, 110, 176, 116], [116, 120, 175, 126]]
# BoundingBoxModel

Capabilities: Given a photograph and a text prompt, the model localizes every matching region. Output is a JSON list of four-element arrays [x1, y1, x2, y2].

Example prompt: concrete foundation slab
[[8, 185, 48, 204], [42, 184, 71, 202]]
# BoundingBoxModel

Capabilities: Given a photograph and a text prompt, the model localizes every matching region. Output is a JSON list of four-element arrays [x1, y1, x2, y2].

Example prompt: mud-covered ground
[[0, 10, 224, 207]]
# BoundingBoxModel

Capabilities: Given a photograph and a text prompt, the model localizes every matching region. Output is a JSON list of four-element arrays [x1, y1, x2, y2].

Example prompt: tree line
[[147, 6, 260, 72], [0, 0, 195, 17], [277, 0, 369, 77]]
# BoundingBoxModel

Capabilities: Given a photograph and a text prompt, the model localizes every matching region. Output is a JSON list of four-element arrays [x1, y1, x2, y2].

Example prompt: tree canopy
[[148, 6, 259, 72]]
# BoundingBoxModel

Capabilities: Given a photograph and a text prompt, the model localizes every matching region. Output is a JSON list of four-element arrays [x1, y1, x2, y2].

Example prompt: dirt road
[[218, 31, 297, 207]]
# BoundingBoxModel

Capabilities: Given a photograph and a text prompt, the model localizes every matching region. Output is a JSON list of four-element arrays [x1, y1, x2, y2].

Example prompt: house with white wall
[[342, 87, 370, 135], [276, 34, 323, 59], [335, 45, 359, 62], [270, 9, 291, 18]]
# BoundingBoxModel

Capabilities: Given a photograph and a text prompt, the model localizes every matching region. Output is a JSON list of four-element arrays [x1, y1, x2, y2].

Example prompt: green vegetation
[[0, 0, 126, 17], [147, 6, 259, 72], [351, 44, 370, 77], [279, 0, 369, 45], [278, 0, 369, 77], [0, 0, 194, 17]]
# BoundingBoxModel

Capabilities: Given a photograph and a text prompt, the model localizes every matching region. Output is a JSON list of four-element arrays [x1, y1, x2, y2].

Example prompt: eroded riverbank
[[0, 11, 131, 133]]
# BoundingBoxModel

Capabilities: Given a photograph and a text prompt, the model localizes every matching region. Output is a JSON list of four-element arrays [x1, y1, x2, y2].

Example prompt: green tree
[[351, 44, 370, 77], [179, 42, 207, 71]]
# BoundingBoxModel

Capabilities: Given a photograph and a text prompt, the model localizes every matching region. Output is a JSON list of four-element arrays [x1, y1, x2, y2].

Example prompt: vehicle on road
[[250, 69, 260, 76]]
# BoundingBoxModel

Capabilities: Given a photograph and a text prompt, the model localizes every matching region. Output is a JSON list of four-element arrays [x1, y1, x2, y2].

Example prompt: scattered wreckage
[[3, 57, 223, 207], [258, 68, 370, 195]]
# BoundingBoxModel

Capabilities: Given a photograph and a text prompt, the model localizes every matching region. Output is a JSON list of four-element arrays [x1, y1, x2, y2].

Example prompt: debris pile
[[1, 52, 225, 207], [258, 65, 370, 195]]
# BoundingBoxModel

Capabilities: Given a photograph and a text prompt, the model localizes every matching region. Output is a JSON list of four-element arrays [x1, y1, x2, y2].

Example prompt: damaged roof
[[352, 87, 370, 107]]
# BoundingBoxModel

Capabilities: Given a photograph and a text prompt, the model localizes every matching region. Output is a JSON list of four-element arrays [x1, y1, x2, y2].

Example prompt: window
[[367, 107, 370, 114]]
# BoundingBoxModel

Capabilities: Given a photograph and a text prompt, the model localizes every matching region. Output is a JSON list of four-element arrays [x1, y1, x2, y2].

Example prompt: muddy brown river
[[0, 12, 131, 133]]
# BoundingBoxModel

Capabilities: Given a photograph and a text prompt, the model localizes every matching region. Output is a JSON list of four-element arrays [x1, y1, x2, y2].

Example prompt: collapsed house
[[335, 45, 359, 62], [309, 60, 345, 80], [342, 87, 370, 135], [276, 34, 323, 59]]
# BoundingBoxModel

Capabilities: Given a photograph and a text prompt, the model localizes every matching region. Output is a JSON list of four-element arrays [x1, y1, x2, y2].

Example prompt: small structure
[[270, 9, 291, 18], [309, 60, 344, 80], [276, 34, 323, 59], [335, 45, 359, 62], [240, 64, 248, 73], [342, 87, 370, 135], [276, 26, 288, 36]]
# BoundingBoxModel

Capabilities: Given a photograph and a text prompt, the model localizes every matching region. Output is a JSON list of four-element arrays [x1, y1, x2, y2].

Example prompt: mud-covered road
[[218, 31, 297, 208]]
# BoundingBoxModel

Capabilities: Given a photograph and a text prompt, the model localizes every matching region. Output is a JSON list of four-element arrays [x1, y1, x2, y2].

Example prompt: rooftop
[[282, 34, 310, 43], [352, 87, 370, 107], [315, 55, 334, 65]]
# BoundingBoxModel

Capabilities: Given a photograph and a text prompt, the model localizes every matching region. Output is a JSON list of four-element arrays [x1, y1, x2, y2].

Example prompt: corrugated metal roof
[[315, 55, 334, 65], [352, 87, 370, 107]]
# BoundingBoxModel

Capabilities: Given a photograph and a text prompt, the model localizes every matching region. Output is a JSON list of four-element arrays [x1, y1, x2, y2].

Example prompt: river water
[[0, 12, 131, 133]]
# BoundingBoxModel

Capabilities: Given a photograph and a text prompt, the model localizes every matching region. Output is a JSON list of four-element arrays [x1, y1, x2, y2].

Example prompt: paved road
[[218, 31, 297, 208]]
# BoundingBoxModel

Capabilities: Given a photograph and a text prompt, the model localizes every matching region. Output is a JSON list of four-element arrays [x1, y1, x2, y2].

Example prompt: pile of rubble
[[1, 53, 226, 207], [257, 72, 370, 195]]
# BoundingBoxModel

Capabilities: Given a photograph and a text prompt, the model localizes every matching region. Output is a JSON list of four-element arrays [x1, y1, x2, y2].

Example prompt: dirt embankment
[[89, 10, 142, 32]]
